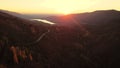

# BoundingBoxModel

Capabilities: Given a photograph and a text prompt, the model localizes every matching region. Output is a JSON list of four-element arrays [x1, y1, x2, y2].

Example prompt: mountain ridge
[[0, 9, 120, 68]]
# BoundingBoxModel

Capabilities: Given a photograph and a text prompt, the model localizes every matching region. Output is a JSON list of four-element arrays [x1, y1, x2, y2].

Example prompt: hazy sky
[[0, 0, 120, 14]]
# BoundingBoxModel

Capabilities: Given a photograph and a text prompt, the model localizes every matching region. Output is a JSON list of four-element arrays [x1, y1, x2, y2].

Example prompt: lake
[[31, 19, 55, 25]]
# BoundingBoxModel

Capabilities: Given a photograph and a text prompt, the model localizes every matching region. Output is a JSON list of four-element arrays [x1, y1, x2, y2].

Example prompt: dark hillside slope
[[0, 11, 48, 43], [0, 10, 120, 68], [43, 10, 120, 68], [85, 16, 120, 68], [0, 11, 94, 68], [0, 11, 49, 68]]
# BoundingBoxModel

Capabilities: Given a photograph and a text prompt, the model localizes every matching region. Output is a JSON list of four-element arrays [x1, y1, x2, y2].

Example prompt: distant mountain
[[0, 9, 59, 19], [44, 10, 120, 25], [24, 14, 59, 19], [72, 10, 120, 24], [0, 9, 31, 19]]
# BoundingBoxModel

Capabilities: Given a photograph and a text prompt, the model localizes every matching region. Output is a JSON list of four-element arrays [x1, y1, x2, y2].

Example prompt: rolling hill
[[0, 10, 120, 68], [43, 10, 120, 68]]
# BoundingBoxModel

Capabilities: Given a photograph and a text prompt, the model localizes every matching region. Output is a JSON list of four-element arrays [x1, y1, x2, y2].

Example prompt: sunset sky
[[0, 0, 120, 14]]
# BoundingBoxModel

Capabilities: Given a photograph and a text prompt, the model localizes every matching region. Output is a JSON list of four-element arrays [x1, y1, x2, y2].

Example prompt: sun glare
[[57, 10, 72, 15]]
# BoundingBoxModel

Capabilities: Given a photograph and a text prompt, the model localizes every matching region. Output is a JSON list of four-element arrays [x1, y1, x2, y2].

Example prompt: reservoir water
[[32, 19, 55, 25]]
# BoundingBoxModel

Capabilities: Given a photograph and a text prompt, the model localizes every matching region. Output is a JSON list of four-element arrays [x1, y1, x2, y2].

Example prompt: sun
[[60, 11, 72, 15], [56, 9, 73, 15]]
